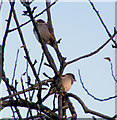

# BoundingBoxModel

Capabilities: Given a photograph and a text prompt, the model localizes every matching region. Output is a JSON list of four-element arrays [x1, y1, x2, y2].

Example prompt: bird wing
[[47, 25, 56, 41]]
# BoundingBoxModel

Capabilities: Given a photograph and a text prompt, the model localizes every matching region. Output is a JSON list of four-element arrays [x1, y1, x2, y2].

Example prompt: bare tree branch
[[88, 0, 117, 48], [2, 71, 22, 119], [66, 31, 117, 65], [23, 113, 53, 120], [1, 1, 116, 119], [11, 2, 40, 83], [38, 52, 44, 76], [104, 57, 117, 82], [67, 98, 77, 119], [20, 74, 33, 119], [21, 2, 59, 75], [0, 0, 3, 11], [1, 99, 59, 119], [2, 2, 15, 76], [78, 69, 117, 101], [65, 93, 115, 119], [58, 93, 63, 119], [11, 48, 20, 86], [1, 78, 53, 101], [8, 0, 58, 33], [45, 0, 64, 64], [2, 2, 22, 119], [46, 0, 53, 30]]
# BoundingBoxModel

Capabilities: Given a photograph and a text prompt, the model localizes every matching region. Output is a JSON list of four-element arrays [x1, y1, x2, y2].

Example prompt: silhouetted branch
[[104, 57, 117, 82], [45, 1, 65, 118], [2, 3, 22, 118], [2, 2, 15, 76], [11, 48, 20, 86], [65, 93, 115, 119], [58, 93, 63, 119], [2, 67, 22, 119], [88, 0, 117, 48], [12, 2, 40, 83], [67, 31, 117, 65], [1, 78, 53, 101], [20, 73, 33, 119], [46, 0, 53, 30], [2, 73, 21, 100], [46, 0, 64, 64], [38, 52, 44, 76], [0, 0, 3, 11], [78, 69, 117, 101], [67, 98, 77, 119], [23, 113, 53, 120], [1, 1, 116, 119], [25, 61, 33, 118], [53, 93, 56, 110], [11, 107, 16, 119], [8, 0, 58, 33], [21, 2, 59, 75], [1, 99, 59, 119]]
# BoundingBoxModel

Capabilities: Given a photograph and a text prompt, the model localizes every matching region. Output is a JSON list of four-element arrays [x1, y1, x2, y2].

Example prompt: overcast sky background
[[0, 0, 116, 118]]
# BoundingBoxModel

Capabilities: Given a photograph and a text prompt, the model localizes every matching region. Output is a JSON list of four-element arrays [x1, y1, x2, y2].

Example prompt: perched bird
[[42, 73, 76, 101], [33, 19, 63, 63], [33, 19, 57, 47], [61, 73, 76, 92]]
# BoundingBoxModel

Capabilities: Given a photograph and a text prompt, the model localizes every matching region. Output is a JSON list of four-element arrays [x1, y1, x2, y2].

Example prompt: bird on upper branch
[[33, 19, 57, 48]]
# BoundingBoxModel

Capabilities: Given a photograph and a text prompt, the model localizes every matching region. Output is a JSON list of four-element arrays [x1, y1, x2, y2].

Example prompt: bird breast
[[35, 23, 52, 44], [61, 76, 72, 92]]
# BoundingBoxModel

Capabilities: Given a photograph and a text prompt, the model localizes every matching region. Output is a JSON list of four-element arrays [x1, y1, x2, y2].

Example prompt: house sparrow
[[33, 19, 63, 63], [33, 19, 57, 47], [42, 73, 76, 101], [61, 73, 76, 92]]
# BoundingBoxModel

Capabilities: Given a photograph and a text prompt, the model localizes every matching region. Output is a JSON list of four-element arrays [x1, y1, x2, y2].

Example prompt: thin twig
[[23, 113, 53, 120], [26, 61, 32, 118], [58, 93, 63, 119], [110, 60, 117, 82], [78, 69, 117, 101], [20, 74, 33, 119], [12, 2, 40, 82], [11, 107, 16, 119], [2, 2, 22, 119], [1, 99, 59, 119], [46, 0, 53, 30], [11, 48, 20, 86], [88, 0, 117, 48], [1, 78, 53, 101], [0, 0, 3, 11], [21, 2, 59, 75], [67, 98, 77, 119], [2, 72, 22, 119], [104, 57, 117, 82], [8, 0, 58, 33], [26, 85, 36, 118], [53, 93, 56, 110], [67, 31, 117, 65], [46, 0, 64, 64], [2, 2, 15, 76], [65, 93, 114, 119], [38, 52, 44, 76]]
